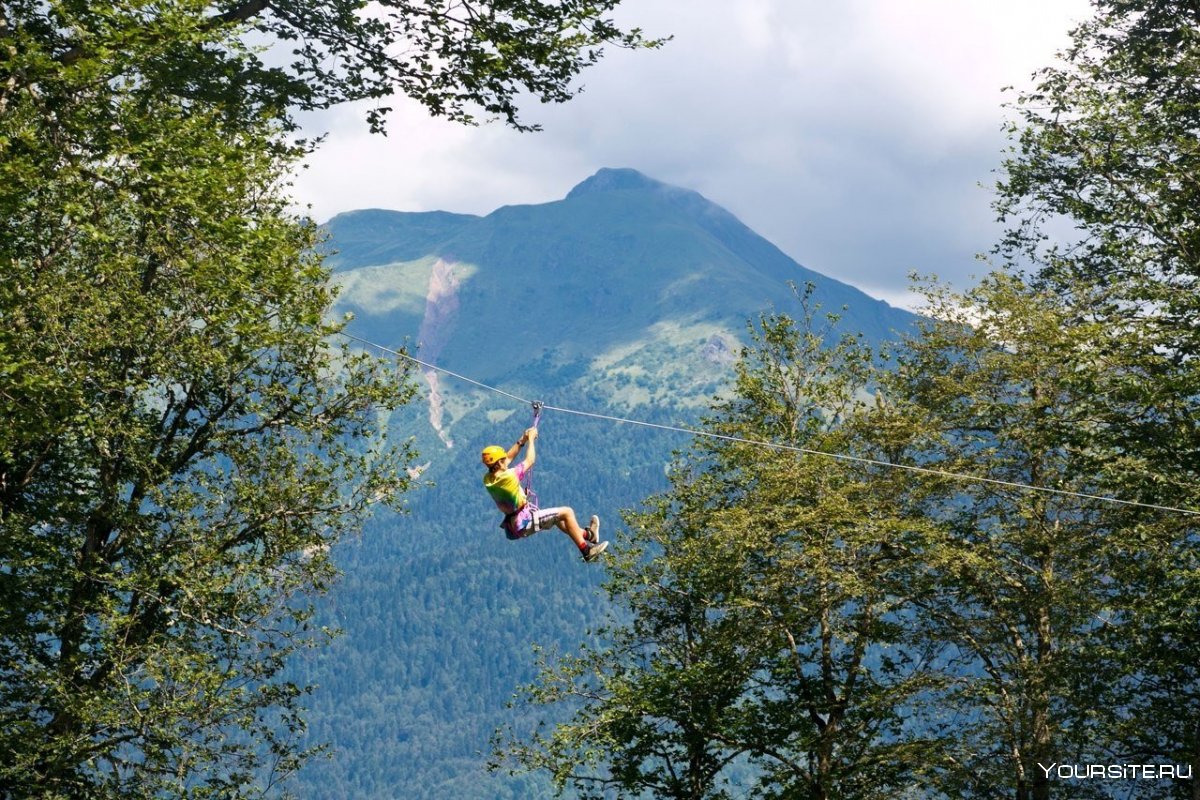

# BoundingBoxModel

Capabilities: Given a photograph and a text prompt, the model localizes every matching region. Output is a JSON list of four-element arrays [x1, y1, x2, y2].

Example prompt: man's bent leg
[[536, 506, 587, 547], [556, 507, 589, 547], [534, 507, 585, 548]]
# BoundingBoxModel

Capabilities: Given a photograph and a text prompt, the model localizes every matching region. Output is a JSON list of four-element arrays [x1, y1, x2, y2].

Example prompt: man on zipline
[[482, 426, 608, 562]]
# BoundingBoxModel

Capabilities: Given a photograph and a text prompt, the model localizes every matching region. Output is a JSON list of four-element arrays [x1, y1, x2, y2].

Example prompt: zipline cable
[[341, 332, 1200, 517], [343, 333, 531, 406]]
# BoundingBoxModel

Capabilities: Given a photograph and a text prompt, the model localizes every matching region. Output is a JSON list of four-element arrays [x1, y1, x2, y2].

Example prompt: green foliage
[[995, 2, 1200, 789], [495, 289, 950, 799], [998, 2, 1200, 310], [1, 0, 664, 135], [995, 0, 1200, 495], [884, 276, 1174, 798], [0, 3, 418, 795]]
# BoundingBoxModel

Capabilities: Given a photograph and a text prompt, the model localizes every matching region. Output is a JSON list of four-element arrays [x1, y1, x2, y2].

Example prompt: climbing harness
[[500, 401, 544, 538], [523, 398, 547, 522], [522, 401, 543, 516]]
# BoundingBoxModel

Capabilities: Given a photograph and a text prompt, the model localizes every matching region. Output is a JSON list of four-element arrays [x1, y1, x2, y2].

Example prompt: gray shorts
[[531, 506, 567, 532]]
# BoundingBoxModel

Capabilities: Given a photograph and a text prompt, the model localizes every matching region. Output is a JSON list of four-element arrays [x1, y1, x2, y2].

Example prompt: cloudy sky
[[292, 0, 1094, 310]]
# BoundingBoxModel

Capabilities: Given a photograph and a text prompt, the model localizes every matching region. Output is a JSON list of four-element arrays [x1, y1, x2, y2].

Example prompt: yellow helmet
[[481, 446, 508, 466]]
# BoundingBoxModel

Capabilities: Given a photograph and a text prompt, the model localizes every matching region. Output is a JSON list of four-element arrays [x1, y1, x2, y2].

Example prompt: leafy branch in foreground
[[4, 0, 666, 133]]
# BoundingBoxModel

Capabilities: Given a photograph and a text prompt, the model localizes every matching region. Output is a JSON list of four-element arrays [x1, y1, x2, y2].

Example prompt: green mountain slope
[[324, 168, 915, 398], [286, 170, 920, 797]]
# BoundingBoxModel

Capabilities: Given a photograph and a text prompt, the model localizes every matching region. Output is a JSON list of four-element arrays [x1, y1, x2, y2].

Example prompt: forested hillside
[[288, 406, 682, 798], [282, 171, 920, 796]]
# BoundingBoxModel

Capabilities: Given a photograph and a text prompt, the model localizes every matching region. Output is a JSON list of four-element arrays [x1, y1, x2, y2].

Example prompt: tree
[[879, 275, 1177, 800], [5, 0, 662, 134], [0, 80, 417, 800], [495, 294, 950, 799], [2, 0, 659, 792], [994, 2, 1200, 790], [995, 0, 1200, 497]]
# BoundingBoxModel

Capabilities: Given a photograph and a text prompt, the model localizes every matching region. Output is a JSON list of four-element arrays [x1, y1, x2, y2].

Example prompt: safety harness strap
[[523, 401, 543, 513]]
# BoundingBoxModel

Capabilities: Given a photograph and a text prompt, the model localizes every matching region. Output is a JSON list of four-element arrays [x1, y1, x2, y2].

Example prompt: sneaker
[[586, 515, 601, 544], [582, 541, 609, 562]]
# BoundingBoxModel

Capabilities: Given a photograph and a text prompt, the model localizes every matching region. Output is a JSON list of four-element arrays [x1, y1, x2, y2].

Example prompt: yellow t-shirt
[[483, 462, 527, 515]]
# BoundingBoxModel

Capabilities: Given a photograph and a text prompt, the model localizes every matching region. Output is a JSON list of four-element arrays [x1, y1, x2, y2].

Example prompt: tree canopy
[[4, 0, 663, 133], [1, 0, 660, 794], [995, 0, 1200, 783], [0, 70, 417, 798]]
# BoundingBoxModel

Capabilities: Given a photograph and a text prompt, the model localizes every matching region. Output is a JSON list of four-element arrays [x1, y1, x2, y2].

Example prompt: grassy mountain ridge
[[286, 169, 921, 797], [323, 168, 917, 392], [322, 210, 481, 270]]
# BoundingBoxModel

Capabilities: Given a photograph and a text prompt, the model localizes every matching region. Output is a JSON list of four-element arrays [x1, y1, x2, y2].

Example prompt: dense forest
[[3, 1, 1199, 799]]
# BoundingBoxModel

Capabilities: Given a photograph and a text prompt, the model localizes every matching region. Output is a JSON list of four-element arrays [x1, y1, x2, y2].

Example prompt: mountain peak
[[566, 168, 667, 199]]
